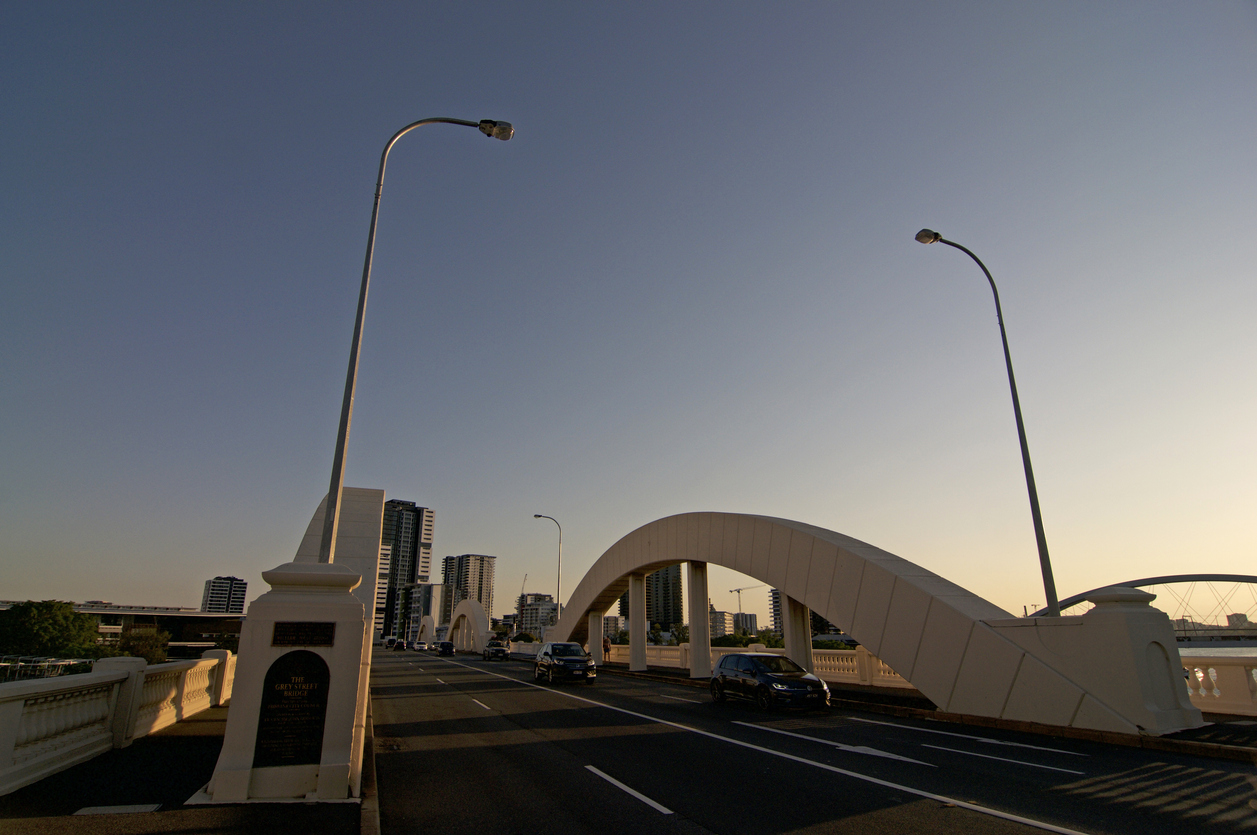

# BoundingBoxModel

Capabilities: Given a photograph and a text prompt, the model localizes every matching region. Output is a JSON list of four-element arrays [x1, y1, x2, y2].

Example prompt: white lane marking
[[661, 695, 702, 704], [438, 659, 1090, 835], [586, 765, 673, 814], [920, 744, 1086, 775], [735, 721, 935, 766], [846, 716, 1088, 756], [472, 699, 492, 711], [435, 679, 446, 685]]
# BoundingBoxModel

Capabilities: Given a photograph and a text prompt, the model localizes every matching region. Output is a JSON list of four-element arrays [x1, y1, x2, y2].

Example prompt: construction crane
[[516, 574, 528, 619], [729, 584, 766, 614]]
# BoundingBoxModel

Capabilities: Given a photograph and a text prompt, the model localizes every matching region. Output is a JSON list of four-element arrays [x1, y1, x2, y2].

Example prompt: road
[[370, 652, 1257, 835]]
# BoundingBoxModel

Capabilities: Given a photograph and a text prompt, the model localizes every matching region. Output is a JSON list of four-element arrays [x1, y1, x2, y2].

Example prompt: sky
[[2, 2, 1254, 627]]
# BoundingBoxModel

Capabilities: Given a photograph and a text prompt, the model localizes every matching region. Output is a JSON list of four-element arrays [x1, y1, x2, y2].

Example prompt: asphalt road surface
[[370, 653, 1257, 835]]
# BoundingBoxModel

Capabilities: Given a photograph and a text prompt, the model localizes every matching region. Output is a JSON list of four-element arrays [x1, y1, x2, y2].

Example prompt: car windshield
[[551, 644, 586, 657], [752, 656, 805, 674]]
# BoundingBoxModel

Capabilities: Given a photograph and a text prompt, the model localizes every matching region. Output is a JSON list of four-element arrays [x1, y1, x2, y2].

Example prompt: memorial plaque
[[272, 621, 336, 647], [253, 650, 330, 768]]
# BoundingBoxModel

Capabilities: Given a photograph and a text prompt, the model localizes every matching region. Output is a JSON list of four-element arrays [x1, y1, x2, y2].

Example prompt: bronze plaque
[[272, 621, 336, 647], [252, 650, 330, 768]]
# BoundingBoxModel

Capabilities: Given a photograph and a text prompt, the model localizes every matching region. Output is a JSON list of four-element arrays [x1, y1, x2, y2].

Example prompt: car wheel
[[710, 680, 726, 703], [755, 686, 773, 711]]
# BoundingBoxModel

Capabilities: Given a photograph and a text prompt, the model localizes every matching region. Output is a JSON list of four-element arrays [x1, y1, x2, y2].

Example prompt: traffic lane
[[452, 658, 1257, 834], [715, 709, 1257, 835], [371, 654, 712, 835], [578, 671, 1257, 835], [437, 657, 1064, 835]]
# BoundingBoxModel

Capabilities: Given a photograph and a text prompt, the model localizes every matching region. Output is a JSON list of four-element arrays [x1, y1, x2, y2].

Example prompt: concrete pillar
[[686, 561, 712, 679], [588, 611, 604, 665], [782, 595, 814, 673], [629, 572, 647, 672], [93, 656, 148, 748]]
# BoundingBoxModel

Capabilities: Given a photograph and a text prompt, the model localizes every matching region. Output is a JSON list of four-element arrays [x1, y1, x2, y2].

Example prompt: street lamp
[[533, 514, 562, 617], [914, 229, 1061, 616], [316, 118, 514, 564]]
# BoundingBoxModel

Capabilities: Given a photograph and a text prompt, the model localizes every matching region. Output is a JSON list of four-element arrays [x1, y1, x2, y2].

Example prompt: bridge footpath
[[1, 659, 1254, 834]]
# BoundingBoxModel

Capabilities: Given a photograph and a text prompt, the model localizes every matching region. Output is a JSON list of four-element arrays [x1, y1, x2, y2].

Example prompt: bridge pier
[[781, 594, 814, 673], [687, 561, 712, 678], [588, 611, 604, 665], [628, 572, 647, 671]]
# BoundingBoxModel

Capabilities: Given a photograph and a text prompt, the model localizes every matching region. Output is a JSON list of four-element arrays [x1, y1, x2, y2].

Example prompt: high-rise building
[[603, 614, 626, 637], [379, 501, 435, 638], [516, 593, 557, 638], [769, 588, 783, 635], [617, 565, 683, 630], [400, 583, 444, 643], [201, 576, 247, 613], [709, 603, 734, 638], [441, 554, 496, 621], [733, 612, 758, 635]]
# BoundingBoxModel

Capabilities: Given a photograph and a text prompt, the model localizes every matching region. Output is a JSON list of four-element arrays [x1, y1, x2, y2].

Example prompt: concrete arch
[[551, 512, 1203, 735], [416, 615, 437, 646], [447, 600, 490, 652]]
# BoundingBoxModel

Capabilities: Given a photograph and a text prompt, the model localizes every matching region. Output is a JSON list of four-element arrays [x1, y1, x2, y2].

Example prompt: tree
[[510, 632, 535, 643], [670, 623, 689, 645], [0, 600, 105, 657], [648, 624, 664, 646], [756, 629, 783, 648], [612, 629, 629, 645], [117, 628, 170, 664]]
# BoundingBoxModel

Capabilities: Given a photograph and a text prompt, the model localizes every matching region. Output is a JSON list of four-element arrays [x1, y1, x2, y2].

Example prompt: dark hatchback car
[[534, 642, 596, 684], [710, 652, 829, 710], [437, 641, 455, 656]]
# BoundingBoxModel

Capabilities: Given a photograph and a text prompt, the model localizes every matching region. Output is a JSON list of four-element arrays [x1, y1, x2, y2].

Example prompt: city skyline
[[2, 4, 1254, 630]]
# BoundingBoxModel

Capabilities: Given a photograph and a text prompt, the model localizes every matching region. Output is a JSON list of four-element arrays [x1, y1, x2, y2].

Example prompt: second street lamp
[[915, 228, 1061, 616], [533, 514, 562, 622], [316, 118, 514, 565]]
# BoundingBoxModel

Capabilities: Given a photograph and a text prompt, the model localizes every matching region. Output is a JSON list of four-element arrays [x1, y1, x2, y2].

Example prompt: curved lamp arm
[[534, 514, 563, 613], [316, 118, 513, 564], [915, 229, 1060, 616]]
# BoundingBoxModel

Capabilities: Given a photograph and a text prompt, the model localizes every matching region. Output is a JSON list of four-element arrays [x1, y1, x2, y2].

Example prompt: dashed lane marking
[[586, 765, 673, 814]]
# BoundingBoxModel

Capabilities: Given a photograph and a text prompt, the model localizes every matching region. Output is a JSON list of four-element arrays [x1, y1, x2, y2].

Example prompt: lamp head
[[479, 120, 514, 140], [915, 229, 941, 244], [533, 514, 542, 518]]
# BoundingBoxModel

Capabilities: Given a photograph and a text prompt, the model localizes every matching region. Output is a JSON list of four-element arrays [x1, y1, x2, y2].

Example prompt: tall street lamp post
[[914, 229, 1061, 616], [533, 514, 562, 620], [316, 118, 514, 565]]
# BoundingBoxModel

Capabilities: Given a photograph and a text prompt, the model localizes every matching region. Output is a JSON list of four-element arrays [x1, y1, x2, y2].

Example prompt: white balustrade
[[1183, 656, 1257, 716], [0, 651, 234, 796]]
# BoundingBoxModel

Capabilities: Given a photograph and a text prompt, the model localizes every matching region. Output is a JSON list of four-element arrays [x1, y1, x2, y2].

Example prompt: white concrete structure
[[550, 512, 1204, 735], [447, 599, 491, 652], [206, 488, 384, 802]]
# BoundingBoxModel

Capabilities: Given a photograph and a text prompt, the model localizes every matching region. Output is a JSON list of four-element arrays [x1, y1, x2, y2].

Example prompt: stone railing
[[1183, 655, 1257, 716], [0, 649, 235, 796], [513, 641, 913, 690]]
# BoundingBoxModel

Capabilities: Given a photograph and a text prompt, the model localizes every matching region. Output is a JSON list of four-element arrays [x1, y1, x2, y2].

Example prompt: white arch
[[551, 512, 1203, 736], [416, 615, 437, 646], [447, 599, 490, 652]]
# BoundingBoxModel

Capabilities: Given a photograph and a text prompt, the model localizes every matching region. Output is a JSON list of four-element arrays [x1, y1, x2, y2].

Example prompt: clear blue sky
[[2, 2, 1254, 625]]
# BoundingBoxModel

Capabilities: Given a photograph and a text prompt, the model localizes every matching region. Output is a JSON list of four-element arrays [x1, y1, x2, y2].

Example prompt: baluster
[[1206, 667, 1221, 698]]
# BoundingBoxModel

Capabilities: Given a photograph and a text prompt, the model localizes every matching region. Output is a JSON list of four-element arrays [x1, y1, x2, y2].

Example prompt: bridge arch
[[447, 599, 490, 652], [550, 512, 1202, 735]]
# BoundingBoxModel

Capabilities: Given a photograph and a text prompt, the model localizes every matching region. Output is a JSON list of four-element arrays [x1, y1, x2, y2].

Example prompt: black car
[[533, 642, 596, 684], [437, 641, 455, 656], [483, 640, 509, 661], [710, 652, 829, 709]]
